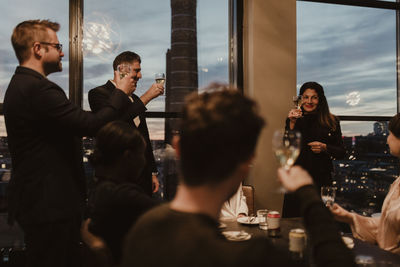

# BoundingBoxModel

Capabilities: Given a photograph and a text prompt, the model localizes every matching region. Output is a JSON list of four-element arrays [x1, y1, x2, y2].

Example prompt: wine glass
[[155, 73, 166, 86], [292, 95, 303, 110], [272, 129, 301, 170], [117, 64, 132, 79], [321, 186, 336, 207]]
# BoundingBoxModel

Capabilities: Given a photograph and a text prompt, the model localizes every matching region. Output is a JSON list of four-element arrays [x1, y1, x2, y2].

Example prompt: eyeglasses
[[39, 42, 63, 52]]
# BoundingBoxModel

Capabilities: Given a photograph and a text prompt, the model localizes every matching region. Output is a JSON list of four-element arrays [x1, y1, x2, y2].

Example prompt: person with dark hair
[[4, 20, 136, 267], [89, 51, 163, 196], [331, 113, 400, 254], [83, 121, 159, 264], [121, 85, 354, 267], [283, 81, 345, 217]]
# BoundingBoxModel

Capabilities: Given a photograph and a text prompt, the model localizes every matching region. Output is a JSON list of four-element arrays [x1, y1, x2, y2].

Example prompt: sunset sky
[[0, 1, 396, 138]]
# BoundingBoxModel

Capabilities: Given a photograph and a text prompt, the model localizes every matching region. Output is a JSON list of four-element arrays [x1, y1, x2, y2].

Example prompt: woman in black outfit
[[83, 121, 159, 265], [283, 81, 345, 217]]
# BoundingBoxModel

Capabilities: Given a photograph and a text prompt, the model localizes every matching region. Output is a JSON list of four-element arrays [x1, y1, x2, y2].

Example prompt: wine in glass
[[321, 186, 336, 206], [117, 64, 132, 79], [272, 129, 301, 170], [292, 95, 303, 110], [155, 73, 166, 86]]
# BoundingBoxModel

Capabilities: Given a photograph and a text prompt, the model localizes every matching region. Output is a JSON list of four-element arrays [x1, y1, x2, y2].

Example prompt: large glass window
[[297, 1, 399, 214], [83, 0, 229, 198], [297, 1, 396, 117]]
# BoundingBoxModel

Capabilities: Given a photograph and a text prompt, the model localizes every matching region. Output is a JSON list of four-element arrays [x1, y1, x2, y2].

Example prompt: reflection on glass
[[83, 12, 121, 60]]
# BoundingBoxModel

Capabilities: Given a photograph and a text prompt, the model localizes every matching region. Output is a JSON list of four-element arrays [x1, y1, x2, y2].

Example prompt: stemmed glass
[[155, 73, 166, 86], [292, 95, 303, 110], [272, 129, 301, 170], [321, 186, 336, 207], [117, 64, 131, 79], [272, 129, 301, 193]]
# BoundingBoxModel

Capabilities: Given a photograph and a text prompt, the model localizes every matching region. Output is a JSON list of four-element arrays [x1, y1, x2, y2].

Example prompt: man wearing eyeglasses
[[3, 19, 137, 267]]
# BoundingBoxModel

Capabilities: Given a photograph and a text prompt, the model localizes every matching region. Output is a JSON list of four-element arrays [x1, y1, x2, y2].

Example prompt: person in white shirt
[[220, 183, 248, 219]]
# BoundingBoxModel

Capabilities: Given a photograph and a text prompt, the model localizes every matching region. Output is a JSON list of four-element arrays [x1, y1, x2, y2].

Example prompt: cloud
[[297, 2, 397, 123]]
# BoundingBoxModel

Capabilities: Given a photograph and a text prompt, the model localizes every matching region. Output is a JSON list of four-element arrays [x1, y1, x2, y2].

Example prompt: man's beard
[[43, 60, 62, 75]]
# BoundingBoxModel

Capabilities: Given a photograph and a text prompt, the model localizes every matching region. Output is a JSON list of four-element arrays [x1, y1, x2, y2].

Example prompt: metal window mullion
[[298, 0, 400, 10], [397, 0, 400, 113], [69, 0, 84, 107]]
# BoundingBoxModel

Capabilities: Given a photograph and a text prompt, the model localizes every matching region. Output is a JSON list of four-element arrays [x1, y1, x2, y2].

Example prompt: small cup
[[257, 209, 268, 230]]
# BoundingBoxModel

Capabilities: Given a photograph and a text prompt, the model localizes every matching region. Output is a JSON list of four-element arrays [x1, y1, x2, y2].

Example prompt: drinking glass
[[272, 129, 301, 170], [292, 95, 303, 110], [155, 73, 166, 86], [117, 64, 131, 79], [257, 209, 269, 230], [320, 186, 336, 207]]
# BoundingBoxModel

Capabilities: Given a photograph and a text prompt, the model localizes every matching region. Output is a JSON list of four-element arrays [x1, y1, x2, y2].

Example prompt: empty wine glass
[[272, 129, 301, 170], [321, 186, 336, 207], [117, 64, 132, 79]]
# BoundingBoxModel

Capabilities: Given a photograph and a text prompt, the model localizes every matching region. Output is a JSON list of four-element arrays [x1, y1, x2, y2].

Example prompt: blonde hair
[[11, 19, 60, 64]]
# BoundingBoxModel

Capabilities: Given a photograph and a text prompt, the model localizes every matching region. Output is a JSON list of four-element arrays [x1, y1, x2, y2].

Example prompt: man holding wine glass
[[89, 51, 164, 196], [282, 81, 345, 217]]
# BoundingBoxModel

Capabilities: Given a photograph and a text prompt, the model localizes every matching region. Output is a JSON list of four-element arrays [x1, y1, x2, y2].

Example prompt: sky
[[0, 0, 229, 139], [297, 1, 397, 136], [0, 1, 397, 138]]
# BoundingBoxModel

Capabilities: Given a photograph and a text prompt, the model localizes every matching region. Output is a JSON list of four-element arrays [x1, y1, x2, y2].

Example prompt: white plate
[[342, 236, 354, 249], [237, 216, 259, 225], [222, 231, 251, 241]]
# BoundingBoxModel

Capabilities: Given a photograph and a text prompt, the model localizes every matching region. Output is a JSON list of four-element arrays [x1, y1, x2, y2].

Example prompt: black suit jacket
[[3, 66, 132, 225], [88, 81, 157, 196]]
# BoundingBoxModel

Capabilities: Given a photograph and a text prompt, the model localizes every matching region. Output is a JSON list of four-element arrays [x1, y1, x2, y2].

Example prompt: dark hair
[[179, 84, 265, 186], [113, 51, 141, 70], [91, 121, 145, 172], [389, 114, 400, 138], [11, 19, 60, 64], [299, 81, 337, 131]]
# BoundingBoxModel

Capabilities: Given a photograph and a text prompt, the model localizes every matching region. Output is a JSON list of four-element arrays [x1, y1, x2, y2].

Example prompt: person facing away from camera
[[84, 121, 159, 265], [121, 84, 355, 267]]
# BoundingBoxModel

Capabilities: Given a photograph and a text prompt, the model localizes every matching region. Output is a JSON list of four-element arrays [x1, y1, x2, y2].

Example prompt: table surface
[[221, 217, 400, 266]]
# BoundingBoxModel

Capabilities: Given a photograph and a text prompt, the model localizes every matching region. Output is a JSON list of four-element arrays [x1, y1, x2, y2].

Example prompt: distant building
[[165, 0, 198, 144]]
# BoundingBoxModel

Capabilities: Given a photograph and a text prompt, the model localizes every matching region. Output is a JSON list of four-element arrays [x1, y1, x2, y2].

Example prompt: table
[[221, 217, 400, 266]]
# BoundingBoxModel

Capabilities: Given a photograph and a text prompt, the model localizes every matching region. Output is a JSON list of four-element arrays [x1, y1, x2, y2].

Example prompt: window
[[83, 0, 229, 198], [297, 0, 399, 214]]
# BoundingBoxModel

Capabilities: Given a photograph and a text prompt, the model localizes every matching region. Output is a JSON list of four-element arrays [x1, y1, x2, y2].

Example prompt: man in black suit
[[3, 20, 136, 267], [89, 51, 164, 196]]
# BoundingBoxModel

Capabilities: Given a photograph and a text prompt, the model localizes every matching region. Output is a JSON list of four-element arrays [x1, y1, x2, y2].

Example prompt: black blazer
[[88, 81, 157, 196], [3, 66, 132, 225]]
